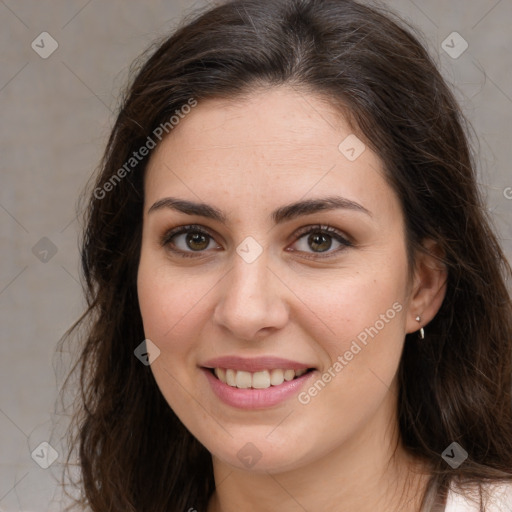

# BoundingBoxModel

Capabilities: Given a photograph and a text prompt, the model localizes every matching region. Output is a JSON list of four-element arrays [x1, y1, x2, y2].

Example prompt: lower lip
[[202, 368, 315, 409]]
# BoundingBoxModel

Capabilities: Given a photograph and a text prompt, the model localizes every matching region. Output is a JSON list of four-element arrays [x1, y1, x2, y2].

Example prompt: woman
[[60, 0, 512, 510]]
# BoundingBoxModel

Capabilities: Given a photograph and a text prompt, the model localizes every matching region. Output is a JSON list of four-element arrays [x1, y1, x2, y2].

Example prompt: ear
[[405, 239, 448, 335]]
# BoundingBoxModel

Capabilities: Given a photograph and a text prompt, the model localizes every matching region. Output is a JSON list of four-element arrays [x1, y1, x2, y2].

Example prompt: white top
[[445, 481, 512, 511]]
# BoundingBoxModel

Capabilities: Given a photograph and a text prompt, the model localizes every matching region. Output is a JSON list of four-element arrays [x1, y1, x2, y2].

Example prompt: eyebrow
[[148, 195, 372, 224]]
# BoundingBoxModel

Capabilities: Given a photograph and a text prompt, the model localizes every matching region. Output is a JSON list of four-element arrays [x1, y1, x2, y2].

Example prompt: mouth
[[200, 356, 318, 408], [206, 367, 316, 390]]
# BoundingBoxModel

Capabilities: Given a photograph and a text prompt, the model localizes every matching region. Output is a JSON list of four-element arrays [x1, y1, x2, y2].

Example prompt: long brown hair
[[58, 0, 512, 510]]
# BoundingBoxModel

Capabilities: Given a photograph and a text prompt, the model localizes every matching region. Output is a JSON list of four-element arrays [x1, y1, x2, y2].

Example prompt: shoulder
[[445, 480, 512, 512]]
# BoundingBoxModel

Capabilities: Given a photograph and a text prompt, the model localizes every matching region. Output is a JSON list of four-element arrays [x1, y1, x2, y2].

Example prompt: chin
[[204, 431, 322, 475]]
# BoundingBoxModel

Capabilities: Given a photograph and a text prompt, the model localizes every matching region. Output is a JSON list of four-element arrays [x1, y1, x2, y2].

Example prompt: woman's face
[[137, 86, 419, 473]]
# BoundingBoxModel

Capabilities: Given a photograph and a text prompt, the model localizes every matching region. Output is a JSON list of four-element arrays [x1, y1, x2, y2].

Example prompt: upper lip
[[201, 356, 313, 372]]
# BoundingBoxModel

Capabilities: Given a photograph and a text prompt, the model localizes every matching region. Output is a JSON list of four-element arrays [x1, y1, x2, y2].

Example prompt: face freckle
[[137, 85, 413, 474]]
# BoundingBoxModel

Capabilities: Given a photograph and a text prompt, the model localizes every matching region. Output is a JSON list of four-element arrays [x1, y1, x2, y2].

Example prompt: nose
[[212, 248, 290, 341]]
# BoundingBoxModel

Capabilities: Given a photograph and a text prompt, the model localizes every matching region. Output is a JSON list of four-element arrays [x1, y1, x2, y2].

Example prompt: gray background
[[1, 1, 511, 510]]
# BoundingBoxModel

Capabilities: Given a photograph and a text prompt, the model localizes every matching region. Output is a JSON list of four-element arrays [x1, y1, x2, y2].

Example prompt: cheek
[[293, 259, 409, 414], [136, 255, 209, 412], [300, 264, 408, 351], [136, 253, 208, 356]]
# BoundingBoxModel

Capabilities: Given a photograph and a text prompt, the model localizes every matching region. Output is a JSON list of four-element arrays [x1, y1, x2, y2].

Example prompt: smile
[[211, 368, 310, 389]]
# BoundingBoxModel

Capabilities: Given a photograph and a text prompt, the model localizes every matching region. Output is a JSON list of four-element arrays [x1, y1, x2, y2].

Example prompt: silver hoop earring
[[415, 315, 425, 340]]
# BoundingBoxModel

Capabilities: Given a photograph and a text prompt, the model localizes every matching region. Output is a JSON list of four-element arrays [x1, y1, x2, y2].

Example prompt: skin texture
[[137, 86, 447, 511]]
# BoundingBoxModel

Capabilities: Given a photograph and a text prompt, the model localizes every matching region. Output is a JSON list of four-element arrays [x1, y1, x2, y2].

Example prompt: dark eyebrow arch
[[148, 198, 227, 223], [271, 196, 372, 223], [148, 195, 372, 224]]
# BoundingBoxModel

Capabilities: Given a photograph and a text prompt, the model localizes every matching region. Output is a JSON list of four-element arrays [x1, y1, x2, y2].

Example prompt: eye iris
[[187, 232, 209, 251], [308, 232, 331, 252]]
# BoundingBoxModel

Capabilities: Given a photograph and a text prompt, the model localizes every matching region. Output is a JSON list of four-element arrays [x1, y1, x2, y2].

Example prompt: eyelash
[[160, 224, 353, 259]]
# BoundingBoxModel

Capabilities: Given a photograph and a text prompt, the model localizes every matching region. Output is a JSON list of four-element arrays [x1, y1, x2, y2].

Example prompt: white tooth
[[270, 369, 285, 386], [220, 368, 305, 388], [252, 370, 271, 389], [284, 369, 296, 381], [226, 369, 236, 387], [235, 370, 252, 388], [215, 368, 227, 383]]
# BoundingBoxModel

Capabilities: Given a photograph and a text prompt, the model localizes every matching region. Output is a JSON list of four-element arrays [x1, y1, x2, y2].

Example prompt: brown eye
[[307, 232, 333, 252], [161, 225, 221, 257], [288, 225, 352, 258], [186, 232, 210, 251]]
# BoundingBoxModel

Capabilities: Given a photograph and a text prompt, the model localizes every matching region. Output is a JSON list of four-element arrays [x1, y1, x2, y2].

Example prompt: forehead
[[144, 86, 400, 222]]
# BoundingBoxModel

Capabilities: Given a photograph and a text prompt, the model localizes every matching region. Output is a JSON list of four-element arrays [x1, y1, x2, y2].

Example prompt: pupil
[[187, 232, 208, 251], [309, 233, 331, 252]]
